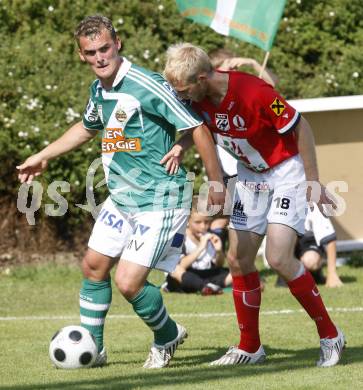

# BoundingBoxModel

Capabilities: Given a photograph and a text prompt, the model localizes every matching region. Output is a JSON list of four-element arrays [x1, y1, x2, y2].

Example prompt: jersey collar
[[112, 57, 132, 87], [96, 57, 132, 90]]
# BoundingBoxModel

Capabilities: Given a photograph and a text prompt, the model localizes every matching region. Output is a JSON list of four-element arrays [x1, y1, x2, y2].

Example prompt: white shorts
[[229, 155, 307, 235], [88, 197, 188, 272]]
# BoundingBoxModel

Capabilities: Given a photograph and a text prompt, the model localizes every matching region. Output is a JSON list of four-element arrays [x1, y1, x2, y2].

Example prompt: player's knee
[[81, 253, 109, 281], [81, 256, 94, 279], [227, 251, 253, 274], [301, 253, 321, 271], [226, 252, 240, 273], [226, 251, 238, 267], [265, 254, 285, 271], [114, 275, 140, 300]]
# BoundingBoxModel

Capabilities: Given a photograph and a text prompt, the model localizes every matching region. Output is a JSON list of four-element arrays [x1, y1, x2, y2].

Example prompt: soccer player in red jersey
[[164, 43, 345, 367]]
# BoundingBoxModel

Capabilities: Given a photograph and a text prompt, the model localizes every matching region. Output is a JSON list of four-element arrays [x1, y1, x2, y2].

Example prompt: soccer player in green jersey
[[17, 15, 225, 368]]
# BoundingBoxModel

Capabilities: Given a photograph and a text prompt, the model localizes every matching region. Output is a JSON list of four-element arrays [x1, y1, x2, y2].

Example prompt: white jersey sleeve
[[304, 205, 336, 246]]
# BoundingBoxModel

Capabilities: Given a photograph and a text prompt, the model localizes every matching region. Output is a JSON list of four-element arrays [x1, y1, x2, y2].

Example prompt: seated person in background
[[301, 205, 343, 288], [295, 233, 327, 285], [209, 48, 279, 87], [277, 205, 343, 288], [163, 198, 232, 295]]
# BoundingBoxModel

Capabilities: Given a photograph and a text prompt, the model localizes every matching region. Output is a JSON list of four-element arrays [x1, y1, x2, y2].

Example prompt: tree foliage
[[1, 0, 362, 243]]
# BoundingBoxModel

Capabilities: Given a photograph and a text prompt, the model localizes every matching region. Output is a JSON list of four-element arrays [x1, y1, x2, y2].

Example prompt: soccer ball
[[49, 325, 98, 369]]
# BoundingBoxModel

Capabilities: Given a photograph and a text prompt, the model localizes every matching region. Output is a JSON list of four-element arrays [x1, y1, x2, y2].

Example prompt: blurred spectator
[[162, 198, 232, 295], [277, 205, 343, 288], [209, 48, 279, 87]]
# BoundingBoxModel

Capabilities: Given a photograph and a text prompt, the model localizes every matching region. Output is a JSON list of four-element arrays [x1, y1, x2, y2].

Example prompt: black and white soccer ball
[[49, 325, 98, 369]]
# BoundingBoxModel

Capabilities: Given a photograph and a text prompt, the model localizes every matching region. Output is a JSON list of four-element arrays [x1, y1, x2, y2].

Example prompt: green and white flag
[[176, 0, 287, 51]]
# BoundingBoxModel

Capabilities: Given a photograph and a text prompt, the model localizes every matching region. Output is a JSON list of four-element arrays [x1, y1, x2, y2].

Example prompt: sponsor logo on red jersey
[[232, 114, 247, 131], [270, 98, 286, 116]]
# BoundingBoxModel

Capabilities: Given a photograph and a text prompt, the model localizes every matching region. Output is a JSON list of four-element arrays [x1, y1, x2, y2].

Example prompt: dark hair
[[74, 15, 117, 47]]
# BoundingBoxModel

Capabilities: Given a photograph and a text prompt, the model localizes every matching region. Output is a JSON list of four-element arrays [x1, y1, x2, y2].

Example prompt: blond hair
[[164, 43, 213, 85], [189, 195, 212, 219]]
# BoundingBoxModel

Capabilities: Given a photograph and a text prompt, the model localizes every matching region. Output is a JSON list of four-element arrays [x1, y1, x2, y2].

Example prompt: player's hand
[[198, 233, 212, 250], [308, 182, 337, 217], [319, 184, 338, 216], [160, 144, 184, 175], [220, 57, 255, 71], [325, 271, 343, 288], [16, 154, 48, 184], [209, 233, 222, 252], [208, 184, 226, 209]]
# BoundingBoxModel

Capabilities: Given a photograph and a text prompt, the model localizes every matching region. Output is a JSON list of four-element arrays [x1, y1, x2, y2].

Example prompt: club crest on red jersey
[[215, 113, 230, 131]]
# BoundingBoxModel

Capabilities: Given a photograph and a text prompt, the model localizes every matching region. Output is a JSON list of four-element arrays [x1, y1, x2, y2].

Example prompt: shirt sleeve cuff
[[277, 111, 301, 134]]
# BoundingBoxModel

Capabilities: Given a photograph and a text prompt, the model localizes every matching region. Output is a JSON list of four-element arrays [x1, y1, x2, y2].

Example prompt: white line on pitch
[[0, 307, 362, 321]]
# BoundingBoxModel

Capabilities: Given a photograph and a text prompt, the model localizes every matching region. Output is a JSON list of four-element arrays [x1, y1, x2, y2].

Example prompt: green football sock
[[79, 278, 112, 352], [129, 281, 177, 346]]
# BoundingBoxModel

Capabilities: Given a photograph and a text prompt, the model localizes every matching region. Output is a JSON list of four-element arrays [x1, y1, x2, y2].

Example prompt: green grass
[[0, 262, 362, 390]]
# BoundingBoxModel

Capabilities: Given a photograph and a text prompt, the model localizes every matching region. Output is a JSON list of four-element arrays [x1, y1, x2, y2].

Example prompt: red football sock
[[232, 272, 261, 353], [288, 270, 337, 339]]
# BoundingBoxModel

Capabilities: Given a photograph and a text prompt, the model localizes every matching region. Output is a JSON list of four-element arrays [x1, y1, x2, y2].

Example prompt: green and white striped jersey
[[83, 58, 202, 212]]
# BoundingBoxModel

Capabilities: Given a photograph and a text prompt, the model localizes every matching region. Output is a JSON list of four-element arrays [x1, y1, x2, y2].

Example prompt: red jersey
[[193, 71, 300, 172]]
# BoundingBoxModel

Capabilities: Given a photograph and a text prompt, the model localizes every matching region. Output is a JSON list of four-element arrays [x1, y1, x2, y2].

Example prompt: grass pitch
[[0, 261, 362, 390]]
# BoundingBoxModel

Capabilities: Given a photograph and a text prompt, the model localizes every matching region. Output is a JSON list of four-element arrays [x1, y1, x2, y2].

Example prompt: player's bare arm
[[325, 240, 343, 288], [294, 116, 337, 213], [17, 121, 97, 184], [295, 116, 319, 182], [220, 57, 278, 87], [191, 125, 226, 206], [161, 125, 225, 206]]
